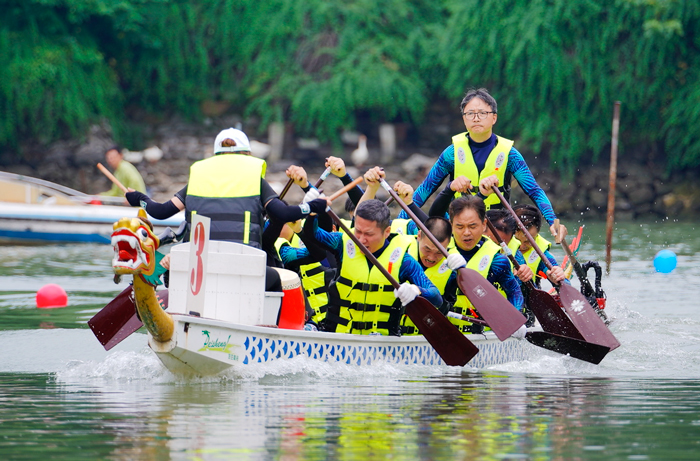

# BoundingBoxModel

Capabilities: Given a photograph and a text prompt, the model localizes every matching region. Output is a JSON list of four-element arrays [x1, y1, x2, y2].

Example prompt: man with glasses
[[404, 87, 564, 238]]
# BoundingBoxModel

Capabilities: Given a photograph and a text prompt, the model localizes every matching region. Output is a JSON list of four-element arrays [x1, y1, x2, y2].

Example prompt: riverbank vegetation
[[2, 0, 699, 172]]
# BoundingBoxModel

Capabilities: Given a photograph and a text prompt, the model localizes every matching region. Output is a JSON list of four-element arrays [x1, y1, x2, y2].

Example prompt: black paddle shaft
[[326, 208, 478, 366], [280, 166, 332, 200]]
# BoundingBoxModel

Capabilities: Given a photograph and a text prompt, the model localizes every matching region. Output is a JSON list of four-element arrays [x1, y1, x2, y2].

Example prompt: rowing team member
[[123, 86, 569, 338]]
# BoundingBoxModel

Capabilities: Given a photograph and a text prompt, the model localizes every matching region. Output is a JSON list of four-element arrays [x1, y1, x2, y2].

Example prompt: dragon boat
[[105, 209, 531, 376]]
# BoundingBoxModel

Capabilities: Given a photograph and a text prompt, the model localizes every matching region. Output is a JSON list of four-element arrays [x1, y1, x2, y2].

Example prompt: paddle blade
[[525, 331, 611, 365], [526, 287, 584, 340], [457, 267, 526, 341], [88, 287, 169, 351], [558, 284, 620, 351], [405, 297, 479, 366]]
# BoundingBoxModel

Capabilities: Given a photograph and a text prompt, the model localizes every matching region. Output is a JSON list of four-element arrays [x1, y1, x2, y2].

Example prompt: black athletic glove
[[126, 191, 148, 207], [306, 198, 329, 215]]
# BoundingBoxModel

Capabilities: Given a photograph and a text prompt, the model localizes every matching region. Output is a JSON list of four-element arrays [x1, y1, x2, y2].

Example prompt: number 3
[[190, 222, 205, 295]]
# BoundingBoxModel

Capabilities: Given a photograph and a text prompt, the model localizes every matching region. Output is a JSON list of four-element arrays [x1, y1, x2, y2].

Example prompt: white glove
[[446, 253, 467, 270], [303, 188, 321, 203], [393, 282, 421, 306], [511, 324, 527, 340]]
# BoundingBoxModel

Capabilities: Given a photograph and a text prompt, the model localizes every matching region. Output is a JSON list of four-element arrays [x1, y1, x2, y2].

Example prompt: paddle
[[280, 166, 333, 200], [88, 286, 169, 350], [491, 186, 620, 351], [97, 163, 128, 194], [279, 178, 294, 200], [379, 179, 526, 341], [484, 219, 584, 340], [446, 312, 609, 364], [326, 207, 479, 366]]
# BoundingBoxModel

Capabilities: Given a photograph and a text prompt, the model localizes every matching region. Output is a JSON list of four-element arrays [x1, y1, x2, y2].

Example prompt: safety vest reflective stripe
[[449, 238, 501, 332], [334, 233, 412, 335], [186, 154, 266, 247], [452, 133, 513, 208]]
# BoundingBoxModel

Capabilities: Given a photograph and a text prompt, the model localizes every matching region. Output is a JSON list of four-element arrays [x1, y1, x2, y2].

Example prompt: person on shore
[[124, 127, 329, 291], [512, 204, 567, 289], [441, 196, 524, 335], [306, 199, 442, 336], [404, 87, 565, 239], [99, 145, 146, 196]]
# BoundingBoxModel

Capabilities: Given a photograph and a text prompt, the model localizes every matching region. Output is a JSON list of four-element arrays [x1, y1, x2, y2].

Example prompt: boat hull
[[0, 202, 183, 244], [148, 314, 531, 375]]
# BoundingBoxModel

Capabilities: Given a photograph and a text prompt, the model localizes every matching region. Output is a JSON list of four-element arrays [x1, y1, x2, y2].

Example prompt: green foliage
[[0, 1, 128, 150], [439, 0, 700, 172], [1, 0, 699, 171]]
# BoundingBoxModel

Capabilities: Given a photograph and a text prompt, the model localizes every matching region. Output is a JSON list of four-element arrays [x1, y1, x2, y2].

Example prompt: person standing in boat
[[441, 196, 525, 334], [99, 145, 146, 196], [306, 199, 442, 336], [124, 127, 329, 290], [402, 87, 565, 239]]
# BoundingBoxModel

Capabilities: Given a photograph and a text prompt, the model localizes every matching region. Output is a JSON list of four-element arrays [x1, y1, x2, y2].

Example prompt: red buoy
[[36, 284, 68, 309]]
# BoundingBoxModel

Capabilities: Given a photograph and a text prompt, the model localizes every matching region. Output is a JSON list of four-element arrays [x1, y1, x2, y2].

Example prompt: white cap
[[213, 128, 251, 154]]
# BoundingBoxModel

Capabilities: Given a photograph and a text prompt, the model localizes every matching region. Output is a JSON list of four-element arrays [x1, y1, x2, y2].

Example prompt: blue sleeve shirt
[[401, 140, 557, 225]]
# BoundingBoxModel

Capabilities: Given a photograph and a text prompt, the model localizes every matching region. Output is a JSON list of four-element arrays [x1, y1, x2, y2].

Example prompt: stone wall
[[3, 117, 700, 220]]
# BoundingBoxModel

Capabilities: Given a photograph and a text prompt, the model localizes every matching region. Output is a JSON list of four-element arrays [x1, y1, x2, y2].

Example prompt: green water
[[1, 221, 699, 460]]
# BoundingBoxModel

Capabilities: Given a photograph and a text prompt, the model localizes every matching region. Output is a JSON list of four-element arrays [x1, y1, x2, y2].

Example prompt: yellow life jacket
[[337, 218, 353, 233], [452, 133, 513, 209], [389, 218, 418, 236], [448, 238, 501, 333], [186, 154, 266, 247], [400, 237, 452, 335], [332, 233, 413, 335], [521, 234, 552, 284], [390, 218, 410, 235], [274, 234, 332, 323], [508, 237, 521, 256], [495, 237, 522, 299]]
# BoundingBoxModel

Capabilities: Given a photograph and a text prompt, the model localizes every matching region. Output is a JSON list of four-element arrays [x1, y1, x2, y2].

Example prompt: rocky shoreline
[[3, 119, 700, 221]]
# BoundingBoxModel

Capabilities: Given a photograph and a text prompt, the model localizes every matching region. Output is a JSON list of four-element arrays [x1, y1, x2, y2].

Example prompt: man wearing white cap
[[125, 128, 329, 289]]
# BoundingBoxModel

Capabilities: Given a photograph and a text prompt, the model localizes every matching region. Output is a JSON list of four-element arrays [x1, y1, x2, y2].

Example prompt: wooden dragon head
[[111, 208, 160, 277]]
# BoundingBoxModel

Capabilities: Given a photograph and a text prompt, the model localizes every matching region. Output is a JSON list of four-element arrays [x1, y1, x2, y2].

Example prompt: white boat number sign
[[187, 213, 211, 313]]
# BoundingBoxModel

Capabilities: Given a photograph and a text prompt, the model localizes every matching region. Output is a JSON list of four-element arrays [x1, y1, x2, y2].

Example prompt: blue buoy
[[654, 249, 677, 273]]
